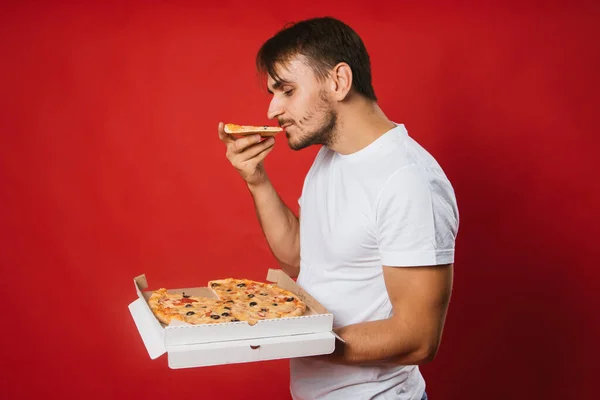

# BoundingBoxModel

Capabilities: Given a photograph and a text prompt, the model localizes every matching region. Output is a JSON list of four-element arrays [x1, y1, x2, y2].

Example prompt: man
[[218, 17, 459, 400]]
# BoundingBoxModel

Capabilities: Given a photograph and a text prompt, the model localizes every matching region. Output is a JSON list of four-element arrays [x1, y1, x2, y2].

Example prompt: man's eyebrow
[[267, 79, 292, 94]]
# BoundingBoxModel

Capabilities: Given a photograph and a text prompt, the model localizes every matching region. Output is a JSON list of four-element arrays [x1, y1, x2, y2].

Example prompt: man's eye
[[283, 89, 294, 96]]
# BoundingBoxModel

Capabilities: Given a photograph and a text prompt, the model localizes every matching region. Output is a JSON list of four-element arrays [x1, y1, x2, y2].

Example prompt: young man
[[218, 17, 459, 400]]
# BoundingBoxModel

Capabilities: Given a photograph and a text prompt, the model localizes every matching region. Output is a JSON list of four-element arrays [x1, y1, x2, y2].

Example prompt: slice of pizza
[[224, 123, 283, 137], [149, 285, 236, 325], [208, 278, 306, 323], [209, 278, 276, 302]]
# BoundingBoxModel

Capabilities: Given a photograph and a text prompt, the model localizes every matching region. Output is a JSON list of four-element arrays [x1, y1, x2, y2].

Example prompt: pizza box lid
[[128, 269, 335, 356]]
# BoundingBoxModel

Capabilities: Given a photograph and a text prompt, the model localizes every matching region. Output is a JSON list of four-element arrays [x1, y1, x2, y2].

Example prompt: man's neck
[[328, 96, 397, 155]]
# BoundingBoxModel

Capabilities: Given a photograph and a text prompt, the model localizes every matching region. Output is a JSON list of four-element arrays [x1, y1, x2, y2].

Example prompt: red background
[[1, 1, 599, 399]]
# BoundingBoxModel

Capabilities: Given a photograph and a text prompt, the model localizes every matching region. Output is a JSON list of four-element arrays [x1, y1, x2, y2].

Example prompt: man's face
[[266, 56, 338, 151]]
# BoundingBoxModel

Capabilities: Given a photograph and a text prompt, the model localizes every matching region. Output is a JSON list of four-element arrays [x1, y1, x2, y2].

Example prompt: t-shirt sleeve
[[376, 166, 458, 267]]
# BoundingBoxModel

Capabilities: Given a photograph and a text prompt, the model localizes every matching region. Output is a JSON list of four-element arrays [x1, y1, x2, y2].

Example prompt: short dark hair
[[256, 17, 377, 101]]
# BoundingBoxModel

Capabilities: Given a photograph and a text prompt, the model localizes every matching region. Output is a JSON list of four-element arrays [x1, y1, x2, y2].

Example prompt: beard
[[286, 91, 338, 151]]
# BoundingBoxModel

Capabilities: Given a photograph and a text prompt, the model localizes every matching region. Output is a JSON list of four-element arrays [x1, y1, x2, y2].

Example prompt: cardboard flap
[[266, 269, 329, 315], [332, 332, 346, 343], [134, 274, 148, 299], [128, 298, 166, 359], [266, 268, 294, 287]]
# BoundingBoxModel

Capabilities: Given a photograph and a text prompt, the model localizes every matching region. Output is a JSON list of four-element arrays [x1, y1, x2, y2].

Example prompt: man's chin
[[288, 141, 302, 151], [288, 138, 309, 151], [287, 130, 318, 151]]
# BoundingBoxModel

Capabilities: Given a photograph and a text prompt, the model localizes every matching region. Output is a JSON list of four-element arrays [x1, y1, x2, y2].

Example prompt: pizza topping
[[185, 304, 192, 308], [182, 293, 190, 298], [260, 293, 268, 296], [237, 283, 246, 287], [211, 283, 220, 287], [210, 315, 221, 320], [249, 302, 257, 307], [177, 298, 197, 304], [231, 319, 240, 322], [224, 306, 231, 310], [248, 294, 255, 298], [286, 297, 294, 302], [272, 303, 278, 306], [261, 308, 268, 312], [221, 312, 230, 317], [186, 311, 195, 316]]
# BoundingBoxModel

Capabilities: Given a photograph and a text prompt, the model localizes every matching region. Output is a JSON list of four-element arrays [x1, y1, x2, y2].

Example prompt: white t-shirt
[[290, 124, 459, 400]]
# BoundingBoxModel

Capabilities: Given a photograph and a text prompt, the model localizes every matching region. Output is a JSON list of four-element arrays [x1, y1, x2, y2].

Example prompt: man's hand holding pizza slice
[[218, 122, 280, 186]]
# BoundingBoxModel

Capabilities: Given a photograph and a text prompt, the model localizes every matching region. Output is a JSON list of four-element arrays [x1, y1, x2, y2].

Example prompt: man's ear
[[330, 62, 353, 101]]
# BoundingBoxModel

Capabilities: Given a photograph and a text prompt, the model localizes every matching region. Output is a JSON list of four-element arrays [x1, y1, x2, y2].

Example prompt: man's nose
[[267, 97, 283, 120]]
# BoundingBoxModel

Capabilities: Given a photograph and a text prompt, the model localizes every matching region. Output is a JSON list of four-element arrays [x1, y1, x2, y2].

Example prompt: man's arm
[[318, 263, 453, 365], [317, 165, 459, 366], [217, 122, 300, 278], [248, 181, 301, 278]]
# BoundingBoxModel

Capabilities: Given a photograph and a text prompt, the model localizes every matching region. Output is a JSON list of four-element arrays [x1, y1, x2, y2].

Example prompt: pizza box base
[[166, 332, 335, 369], [128, 269, 337, 367]]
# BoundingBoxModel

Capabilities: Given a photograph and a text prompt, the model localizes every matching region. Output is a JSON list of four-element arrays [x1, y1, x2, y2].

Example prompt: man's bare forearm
[[247, 179, 300, 276], [317, 265, 452, 367], [317, 317, 440, 366]]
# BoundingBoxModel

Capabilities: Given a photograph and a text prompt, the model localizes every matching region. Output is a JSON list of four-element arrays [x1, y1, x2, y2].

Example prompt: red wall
[[1, 1, 598, 399]]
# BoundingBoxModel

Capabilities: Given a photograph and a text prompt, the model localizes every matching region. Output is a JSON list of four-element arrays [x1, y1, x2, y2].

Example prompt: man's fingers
[[235, 137, 275, 161], [247, 141, 276, 167], [232, 134, 264, 153], [218, 122, 233, 144]]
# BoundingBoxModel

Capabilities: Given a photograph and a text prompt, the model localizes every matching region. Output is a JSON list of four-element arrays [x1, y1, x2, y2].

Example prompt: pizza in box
[[148, 278, 306, 326]]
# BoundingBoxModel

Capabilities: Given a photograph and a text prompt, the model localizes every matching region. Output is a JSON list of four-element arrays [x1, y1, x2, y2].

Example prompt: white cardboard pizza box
[[128, 269, 336, 368]]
